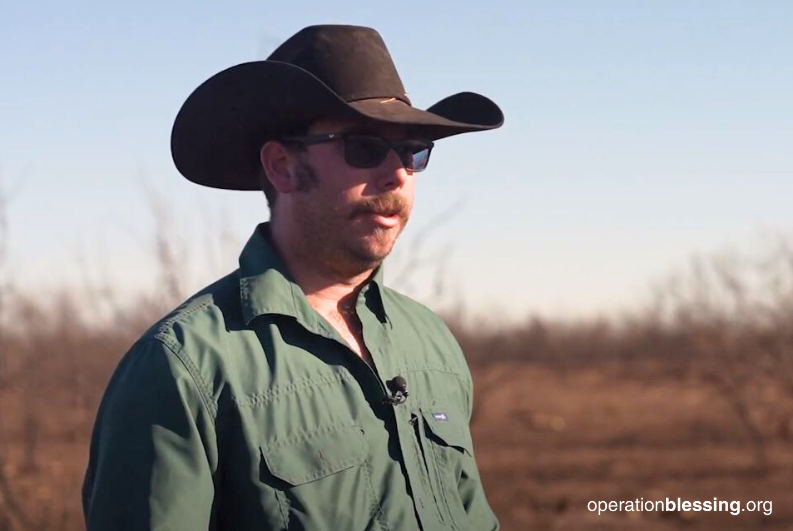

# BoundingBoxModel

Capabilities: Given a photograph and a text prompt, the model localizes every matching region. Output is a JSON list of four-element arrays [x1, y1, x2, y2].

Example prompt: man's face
[[284, 116, 419, 277]]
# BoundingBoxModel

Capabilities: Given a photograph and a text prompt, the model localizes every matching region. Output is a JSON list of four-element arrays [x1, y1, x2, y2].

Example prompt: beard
[[290, 159, 410, 278]]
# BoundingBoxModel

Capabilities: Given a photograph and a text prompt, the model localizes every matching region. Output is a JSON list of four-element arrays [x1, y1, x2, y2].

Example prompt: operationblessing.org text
[[588, 498, 772, 516]]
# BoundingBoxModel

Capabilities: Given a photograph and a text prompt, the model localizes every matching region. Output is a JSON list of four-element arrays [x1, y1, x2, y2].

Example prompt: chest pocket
[[260, 424, 379, 530], [262, 424, 367, 484], [421, 408, 473, 456], [417, 406, 474, 530]]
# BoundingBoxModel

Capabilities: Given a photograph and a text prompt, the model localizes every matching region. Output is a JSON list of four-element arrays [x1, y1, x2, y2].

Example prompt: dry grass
[[4, 321, 793, 531], [3, 186, 793, 529]]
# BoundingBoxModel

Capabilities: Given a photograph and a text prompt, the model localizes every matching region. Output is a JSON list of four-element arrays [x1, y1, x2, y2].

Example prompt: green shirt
[[82, 222, 499, 531]]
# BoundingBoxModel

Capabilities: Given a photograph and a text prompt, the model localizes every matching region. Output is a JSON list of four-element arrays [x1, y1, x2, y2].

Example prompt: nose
[[375, 148, 411, 191]]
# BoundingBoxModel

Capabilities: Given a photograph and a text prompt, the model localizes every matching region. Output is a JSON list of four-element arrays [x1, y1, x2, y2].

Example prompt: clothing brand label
[[432, 412, 449, 421]]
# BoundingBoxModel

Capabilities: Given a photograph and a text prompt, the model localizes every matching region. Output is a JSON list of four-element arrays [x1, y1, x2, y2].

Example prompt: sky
[[1, 1, 792, 324]]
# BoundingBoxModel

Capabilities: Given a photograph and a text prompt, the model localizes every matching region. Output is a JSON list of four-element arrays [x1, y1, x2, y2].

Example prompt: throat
[[323, 309, 373, 365]]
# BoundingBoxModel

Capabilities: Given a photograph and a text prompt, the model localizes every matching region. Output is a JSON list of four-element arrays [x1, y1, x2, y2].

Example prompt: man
[[83, 24, 503, 530]]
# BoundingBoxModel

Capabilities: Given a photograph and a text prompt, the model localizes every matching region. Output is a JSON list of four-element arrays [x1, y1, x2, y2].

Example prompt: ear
[[260, 141, 300, 194]]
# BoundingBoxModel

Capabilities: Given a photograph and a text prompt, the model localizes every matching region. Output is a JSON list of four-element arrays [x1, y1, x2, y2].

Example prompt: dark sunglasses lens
[[397, 141, 432, 172], [409, 146, 431, 172], [386, 140, 432, 171], [345, 136, 390, 168], [345, 136, 433, 171]]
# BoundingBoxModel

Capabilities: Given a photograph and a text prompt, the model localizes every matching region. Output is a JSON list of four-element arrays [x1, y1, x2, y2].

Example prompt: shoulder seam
[[152, 334, 219, 420], [160, 298, 214, 329]]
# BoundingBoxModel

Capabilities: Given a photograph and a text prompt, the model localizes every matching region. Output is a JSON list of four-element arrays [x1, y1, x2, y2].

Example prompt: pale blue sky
[[1, 1, 792, 322]]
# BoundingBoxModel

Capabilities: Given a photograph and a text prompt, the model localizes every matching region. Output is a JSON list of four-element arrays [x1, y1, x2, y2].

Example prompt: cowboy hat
[[171, 24, 504, 190]]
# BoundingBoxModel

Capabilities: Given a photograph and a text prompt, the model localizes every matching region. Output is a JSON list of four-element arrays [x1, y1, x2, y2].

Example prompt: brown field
[[473, 361, 793, 530], [2, 320, 793, 531], [3, 191, 793, 530]]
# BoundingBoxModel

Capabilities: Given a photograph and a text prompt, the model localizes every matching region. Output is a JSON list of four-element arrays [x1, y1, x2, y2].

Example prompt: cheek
[[320, 187, 359, 217], [306, 170, 353, 209], [405, 178, 417, 206]]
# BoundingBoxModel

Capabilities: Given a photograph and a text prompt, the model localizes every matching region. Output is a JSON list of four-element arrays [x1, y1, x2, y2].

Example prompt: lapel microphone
[[383, 375, 409, 405]]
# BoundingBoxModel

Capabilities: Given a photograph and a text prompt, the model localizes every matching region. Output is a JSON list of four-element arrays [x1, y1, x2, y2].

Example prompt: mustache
[[352, 193, 408, 218]]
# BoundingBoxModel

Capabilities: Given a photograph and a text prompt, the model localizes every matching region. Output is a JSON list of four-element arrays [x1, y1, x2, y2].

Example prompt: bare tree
[[0, 173, 35, 531], [646, 232, 793, 471]]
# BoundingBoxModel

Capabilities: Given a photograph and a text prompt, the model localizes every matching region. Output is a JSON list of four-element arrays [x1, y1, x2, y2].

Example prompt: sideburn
[[295, 160, 319, 192]]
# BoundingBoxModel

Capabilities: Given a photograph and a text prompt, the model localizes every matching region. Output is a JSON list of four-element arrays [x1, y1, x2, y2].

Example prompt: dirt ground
[[2, 360, 791, 530], [472, 362, 793, 530]]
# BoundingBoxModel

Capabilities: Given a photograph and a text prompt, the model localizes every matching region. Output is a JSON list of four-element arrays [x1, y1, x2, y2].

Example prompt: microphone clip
[[383, 375, 409, 405]]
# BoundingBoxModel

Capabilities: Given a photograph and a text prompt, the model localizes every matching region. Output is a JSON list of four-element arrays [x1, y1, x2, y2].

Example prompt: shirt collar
[[238, 222, 390, 329]]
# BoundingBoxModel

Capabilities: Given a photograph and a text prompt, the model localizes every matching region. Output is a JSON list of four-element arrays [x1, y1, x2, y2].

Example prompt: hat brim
[[171, 61, 504, 191]]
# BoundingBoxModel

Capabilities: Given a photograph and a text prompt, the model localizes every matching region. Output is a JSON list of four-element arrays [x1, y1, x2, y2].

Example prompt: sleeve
[[449, 329, 501, 531], [456, 366, 501, 531], [82, 337, 218, 530]]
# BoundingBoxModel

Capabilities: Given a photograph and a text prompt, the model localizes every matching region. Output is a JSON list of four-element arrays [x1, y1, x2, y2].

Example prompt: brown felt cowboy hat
[[171, 24, 504, 191]]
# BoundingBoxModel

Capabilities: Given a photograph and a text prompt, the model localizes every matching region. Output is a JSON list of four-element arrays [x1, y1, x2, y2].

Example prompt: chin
[[349, 240, 393, 266], [362, 245, 392, 263]]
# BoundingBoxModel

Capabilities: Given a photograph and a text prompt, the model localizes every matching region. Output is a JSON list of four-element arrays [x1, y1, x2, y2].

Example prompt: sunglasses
[[280, 133, 434, 172]]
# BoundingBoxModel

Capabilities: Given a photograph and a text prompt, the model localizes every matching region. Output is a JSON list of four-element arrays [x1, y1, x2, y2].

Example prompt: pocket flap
[[261, 425, 368, 485], [420, 407, 473, 455]]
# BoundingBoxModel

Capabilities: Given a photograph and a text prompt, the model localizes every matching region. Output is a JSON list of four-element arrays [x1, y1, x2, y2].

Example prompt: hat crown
[[267, 25, 411, 105]]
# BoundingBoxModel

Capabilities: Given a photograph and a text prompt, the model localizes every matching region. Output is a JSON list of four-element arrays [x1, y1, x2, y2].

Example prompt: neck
[[268, 217, 375, 316]]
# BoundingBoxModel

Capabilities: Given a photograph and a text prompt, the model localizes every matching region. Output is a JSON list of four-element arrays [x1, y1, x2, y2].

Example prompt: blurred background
[[1, 1, 792, 529]]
